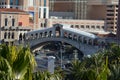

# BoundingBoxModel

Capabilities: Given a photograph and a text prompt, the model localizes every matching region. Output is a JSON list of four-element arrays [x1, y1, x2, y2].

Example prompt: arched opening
[[73, 35, 77, 41], [83, 37, 87, 44], [49, 31, 52, 37], [55, 26, 61, 37], [4, 32, 7, 39], [19, 33, 23, 40], [8, 32, 10, 39], [68, 33, 72, 39], [39, 33, 43, 38], [11, 32, 14, 39], [78, 36, 82, 42], [64, 32, 68, 38], [93, 39, 98, 46], [35, 33, 38, 39], [31, 41, 84, 61], [44, 32, 47, 37], [101, 41, 105, 48], [88, 39, 92, 45]]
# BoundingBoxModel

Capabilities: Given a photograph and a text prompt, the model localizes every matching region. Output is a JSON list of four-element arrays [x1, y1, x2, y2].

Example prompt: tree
[[32, 71, 62, 80], [0, 44, 36, 80]]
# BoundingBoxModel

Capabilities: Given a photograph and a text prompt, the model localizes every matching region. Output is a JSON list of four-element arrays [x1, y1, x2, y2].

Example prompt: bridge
[[25, 24, 105, 56]]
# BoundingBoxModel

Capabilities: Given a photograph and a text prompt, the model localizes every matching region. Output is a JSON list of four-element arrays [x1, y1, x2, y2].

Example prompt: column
[[7, 0, 10, 8]]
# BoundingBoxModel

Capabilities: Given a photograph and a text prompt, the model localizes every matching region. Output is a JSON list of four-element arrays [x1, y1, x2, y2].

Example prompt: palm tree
[[0, 56, 13, 80], [32, 71, 62, 80], [0, 44, 36, 80], [108, 64, 120, 80], [66, 53, 110, 80], [65, 60, 87, 80]]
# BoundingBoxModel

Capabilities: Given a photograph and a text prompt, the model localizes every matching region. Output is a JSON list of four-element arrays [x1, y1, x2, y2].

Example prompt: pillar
[[7, 0, 10, 8]]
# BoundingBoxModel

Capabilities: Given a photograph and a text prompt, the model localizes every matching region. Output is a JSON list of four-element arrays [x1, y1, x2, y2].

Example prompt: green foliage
[[66, 43, 120, 80], [0, 44, 62, 80], [32, 71, 62, 80], [0, 44, 36, 80], [0, 43, 120, 80]]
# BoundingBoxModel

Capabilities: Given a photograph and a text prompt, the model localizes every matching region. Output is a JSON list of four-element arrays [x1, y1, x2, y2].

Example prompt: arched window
[[12, 19, 15, 26], [11, 32, 14, 39], [5, 18, 8, 26], [8, 32, 10, 39], [45, 32, 47, 37], [19, 33, 22, 40], [35, 33, 38, 38], [40, 33, 43, 37], [23, 33, 25, 40], [4, 32, 7, 39], [49, 31, 52, 37]]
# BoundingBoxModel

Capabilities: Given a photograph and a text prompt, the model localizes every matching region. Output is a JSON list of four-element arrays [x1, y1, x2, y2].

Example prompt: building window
[[102, 26, 104, 29], [44, 23, 46, 27], [12, 19, 15, 26], [41, 23, 43, 27], [86, 25, 89, 28], [5, 18, 8, 26], [16, 0, 19, 5], [4, 2, 6, 5], [8, 32, 10, 39], [10, 0, 13, 5], [91, 26, 95, 29], [4, 32, 7, 39], [11, 32, 14, 39], [75, 25, 79, 28], [81, 25, 84, 28], [71, 25, 74, 28], [44, 0, 46, 6], [18, 22, 22, 26], [97, 26, 100, 29], [44, 8, 46, 18]]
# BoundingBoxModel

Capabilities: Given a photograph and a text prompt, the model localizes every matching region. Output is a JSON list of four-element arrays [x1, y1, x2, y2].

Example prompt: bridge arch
[[25, 24, 105, 55]]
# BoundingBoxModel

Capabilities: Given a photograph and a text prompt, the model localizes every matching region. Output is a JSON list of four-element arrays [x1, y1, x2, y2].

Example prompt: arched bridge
[[25, 24, 105, 56]]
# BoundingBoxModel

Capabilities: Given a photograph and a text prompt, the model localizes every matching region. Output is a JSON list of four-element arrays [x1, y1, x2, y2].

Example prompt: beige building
[[0, 0, 118, 33], [0, 8, 31, 43], [47, 19, 107, 37], [0, 0, 49, 29]]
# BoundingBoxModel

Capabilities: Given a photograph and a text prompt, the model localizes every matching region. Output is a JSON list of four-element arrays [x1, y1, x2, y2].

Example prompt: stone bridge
[[25, 24, 105, 56]]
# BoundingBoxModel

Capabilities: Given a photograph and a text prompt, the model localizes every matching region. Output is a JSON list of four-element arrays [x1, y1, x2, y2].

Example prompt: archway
[[19, 33, 23, 41], [55, 26, 61, 37]]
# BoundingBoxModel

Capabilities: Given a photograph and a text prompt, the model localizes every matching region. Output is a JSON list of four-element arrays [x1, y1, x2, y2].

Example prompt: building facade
[[0, 8, 31, 43], [49, 0, 119, 33], [49, 0, 88, 19], [47, 19, 107, 37], [0, 0, 49, 29], [0, 0, 119, 34]]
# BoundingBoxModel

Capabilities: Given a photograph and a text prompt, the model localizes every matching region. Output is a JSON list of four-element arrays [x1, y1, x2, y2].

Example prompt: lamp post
[[60, 45, 63, 68], [59, 42, 65, 68]]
